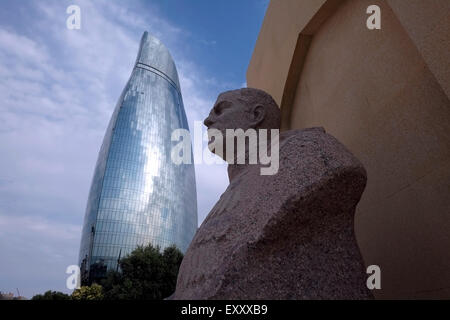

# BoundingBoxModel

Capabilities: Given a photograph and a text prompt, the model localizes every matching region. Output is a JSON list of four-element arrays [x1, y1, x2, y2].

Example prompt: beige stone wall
[[247, 0, 450, 299], [247, 0, 328, 105]]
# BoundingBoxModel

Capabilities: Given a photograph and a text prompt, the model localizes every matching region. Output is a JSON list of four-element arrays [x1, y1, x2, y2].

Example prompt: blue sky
[[0, 0, 268, 298]]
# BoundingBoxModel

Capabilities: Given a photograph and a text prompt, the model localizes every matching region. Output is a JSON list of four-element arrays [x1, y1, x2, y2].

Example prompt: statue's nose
[[204, 116, 213, 127]]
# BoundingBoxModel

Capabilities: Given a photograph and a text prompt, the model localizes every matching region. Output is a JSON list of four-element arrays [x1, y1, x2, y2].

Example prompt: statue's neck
[[224, 131, 278, 182], [227, 163, 248, 182], [226, 140, 263, 181]]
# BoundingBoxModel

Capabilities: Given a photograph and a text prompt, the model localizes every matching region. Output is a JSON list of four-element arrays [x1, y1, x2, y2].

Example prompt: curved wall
[[247, 0, 450, 298]]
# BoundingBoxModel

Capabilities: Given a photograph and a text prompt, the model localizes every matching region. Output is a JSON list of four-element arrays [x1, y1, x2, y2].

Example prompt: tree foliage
[[31, 243, 183, 300], [101, 244, 183, 300], [31, 290, 71, 300], [71, 283, 104, 300]]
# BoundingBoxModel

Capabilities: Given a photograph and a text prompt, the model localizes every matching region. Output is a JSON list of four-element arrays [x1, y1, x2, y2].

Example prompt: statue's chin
[[208, 148, 226, 161]]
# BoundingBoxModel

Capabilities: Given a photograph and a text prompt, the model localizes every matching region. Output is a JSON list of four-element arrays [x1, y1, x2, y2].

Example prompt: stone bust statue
[[173, 88, 372, 299]]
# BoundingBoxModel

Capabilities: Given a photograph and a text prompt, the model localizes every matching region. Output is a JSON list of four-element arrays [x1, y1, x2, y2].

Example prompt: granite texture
[[173, 88, 372, 299]]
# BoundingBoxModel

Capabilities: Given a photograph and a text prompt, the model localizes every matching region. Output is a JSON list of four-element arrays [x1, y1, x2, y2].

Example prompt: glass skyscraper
[[79, 32, 197, 284]]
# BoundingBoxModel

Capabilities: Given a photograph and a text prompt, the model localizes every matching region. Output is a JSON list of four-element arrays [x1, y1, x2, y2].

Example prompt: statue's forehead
[[216, 91, 242, 104], [216, 93, 233, 102]]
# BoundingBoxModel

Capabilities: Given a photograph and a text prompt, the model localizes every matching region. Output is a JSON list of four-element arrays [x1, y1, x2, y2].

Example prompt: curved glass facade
[[79, 32, 197, 282]]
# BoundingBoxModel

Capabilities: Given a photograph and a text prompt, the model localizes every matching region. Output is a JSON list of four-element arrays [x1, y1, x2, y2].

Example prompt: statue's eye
[[214, 104, 223, 115], [214, 102, 230, 115]]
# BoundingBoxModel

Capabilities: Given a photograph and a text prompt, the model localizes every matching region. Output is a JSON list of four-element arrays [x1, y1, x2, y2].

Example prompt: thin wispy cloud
[[0, 0, 269, 298], [0, 0, 237, 297]]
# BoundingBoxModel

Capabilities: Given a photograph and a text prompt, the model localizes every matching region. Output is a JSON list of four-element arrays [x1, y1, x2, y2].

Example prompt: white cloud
[[0, 29, 49, 63], [0, 214, 81, 297], [0, 0, 234, 297]]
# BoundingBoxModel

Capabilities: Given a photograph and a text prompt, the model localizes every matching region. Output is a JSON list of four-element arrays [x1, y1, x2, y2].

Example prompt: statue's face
[[203, 93, 253, 159], [203, 93, 252, 132]]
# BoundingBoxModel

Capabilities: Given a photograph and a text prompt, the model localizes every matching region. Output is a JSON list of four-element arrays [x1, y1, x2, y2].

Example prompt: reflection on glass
[[78, 32, 197, 283]]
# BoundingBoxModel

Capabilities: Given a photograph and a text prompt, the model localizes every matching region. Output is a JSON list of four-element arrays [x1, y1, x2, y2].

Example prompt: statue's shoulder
[[277, 126, 365, 178], [279, 127, 326, 146], [278, 127, 331, 162]]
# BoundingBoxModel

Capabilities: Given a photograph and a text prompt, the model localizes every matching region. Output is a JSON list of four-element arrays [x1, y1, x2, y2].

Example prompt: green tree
[[31, 290, 71, 300], [161, 245, 184, 296], [71, 283, 104, 300], [101, 244, 183, 300]]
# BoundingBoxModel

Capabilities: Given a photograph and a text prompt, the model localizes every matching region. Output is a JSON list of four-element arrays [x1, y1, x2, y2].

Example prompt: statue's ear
[[250, 104, 265, 128]]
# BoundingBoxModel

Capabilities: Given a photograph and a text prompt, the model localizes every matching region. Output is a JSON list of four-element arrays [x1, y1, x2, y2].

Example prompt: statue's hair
[[219, 87, 281, 130]]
